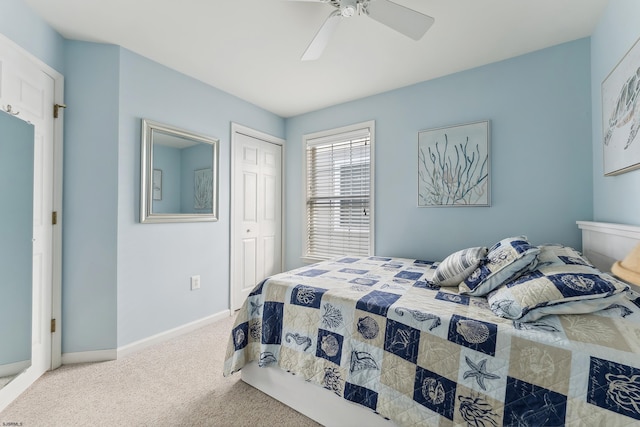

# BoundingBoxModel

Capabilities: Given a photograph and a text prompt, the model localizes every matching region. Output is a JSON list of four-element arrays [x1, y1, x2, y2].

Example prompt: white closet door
[[231, 127, 283, 310], [0, 35, 60, 412]]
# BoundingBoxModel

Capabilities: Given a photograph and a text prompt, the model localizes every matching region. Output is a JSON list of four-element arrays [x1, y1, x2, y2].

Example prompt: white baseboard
[[61, 310, 232, 365], [117, 310, 231, 358], [61, 349, 117, 365], [0, 360, 31, 378]]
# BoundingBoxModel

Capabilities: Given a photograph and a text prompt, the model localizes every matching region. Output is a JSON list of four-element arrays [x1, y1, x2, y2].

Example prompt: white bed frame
[[241, 363, 394, 426], [242, 221, 640, 426], [577, 220, 640, 292]]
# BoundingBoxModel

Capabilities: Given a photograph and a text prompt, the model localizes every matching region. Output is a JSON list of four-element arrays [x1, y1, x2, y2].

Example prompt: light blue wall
[[116, 48, 284, 347], [0, 0, 64, 73], [63, 43, 285, 351], [591, 0, 640, 225], [62, 41, 120, 352], [285, 39, 593, 268]]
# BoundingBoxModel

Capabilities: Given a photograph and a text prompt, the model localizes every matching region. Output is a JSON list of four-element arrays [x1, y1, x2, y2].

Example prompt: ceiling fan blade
[[302, 10, 342, 61], [365, 0, 434, 40]]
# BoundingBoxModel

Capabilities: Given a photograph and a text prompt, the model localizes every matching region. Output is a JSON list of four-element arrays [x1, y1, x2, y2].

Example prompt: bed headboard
[[577, 221, 640, 292]]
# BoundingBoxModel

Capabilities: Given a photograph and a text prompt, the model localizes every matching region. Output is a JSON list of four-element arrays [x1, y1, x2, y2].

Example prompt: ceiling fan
[[290, 0, 435, 61]]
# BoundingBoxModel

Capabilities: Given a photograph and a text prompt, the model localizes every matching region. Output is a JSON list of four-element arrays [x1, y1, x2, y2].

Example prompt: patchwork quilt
[[223, 256, 640, 426]]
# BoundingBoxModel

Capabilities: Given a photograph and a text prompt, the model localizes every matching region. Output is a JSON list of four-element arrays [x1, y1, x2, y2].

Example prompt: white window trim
[[302, 120, 375, 264]]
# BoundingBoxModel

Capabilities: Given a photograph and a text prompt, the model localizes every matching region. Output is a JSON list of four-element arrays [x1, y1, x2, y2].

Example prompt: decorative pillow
[[433, 247, 488, 286], [487, 245, 630, 322], [459, 236, 540, 296]]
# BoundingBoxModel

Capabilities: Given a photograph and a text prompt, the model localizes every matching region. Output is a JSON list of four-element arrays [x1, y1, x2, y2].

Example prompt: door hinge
[[53, 103, 66, 118], [51, 318, 56, 333], [52, 211, 58, 225]]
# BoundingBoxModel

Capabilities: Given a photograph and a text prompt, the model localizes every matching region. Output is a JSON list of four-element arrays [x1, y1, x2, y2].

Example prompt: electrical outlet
[[190, 275, 201, 290]]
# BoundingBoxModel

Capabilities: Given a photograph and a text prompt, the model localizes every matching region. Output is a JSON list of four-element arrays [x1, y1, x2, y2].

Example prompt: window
[[304, 121, 374, 261]]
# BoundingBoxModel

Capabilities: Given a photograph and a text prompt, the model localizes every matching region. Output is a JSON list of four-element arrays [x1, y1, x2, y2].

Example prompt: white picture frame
[[602, 35, 640, 176]]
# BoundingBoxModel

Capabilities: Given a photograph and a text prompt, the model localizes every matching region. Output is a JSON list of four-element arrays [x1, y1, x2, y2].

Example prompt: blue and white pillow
[[433, 247, 488, 287], [459, 236, 539, 296], [487, 245, 630, 322]]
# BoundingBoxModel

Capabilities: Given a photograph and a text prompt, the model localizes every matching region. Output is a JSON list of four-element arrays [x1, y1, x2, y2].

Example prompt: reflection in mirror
[[0, 111, 34, 388], [140, 119, 219, 223]]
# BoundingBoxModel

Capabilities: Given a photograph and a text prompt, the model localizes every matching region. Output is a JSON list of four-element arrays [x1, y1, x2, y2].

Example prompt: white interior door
[[231, 125, 283, 310], [0, 34, 62, 411]]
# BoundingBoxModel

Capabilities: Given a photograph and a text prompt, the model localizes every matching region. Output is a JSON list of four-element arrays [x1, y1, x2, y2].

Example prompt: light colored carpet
[[0, 314, 320, 426]]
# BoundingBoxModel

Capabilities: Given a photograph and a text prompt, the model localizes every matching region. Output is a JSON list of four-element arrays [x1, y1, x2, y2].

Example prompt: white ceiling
[[23, 0, 609, 118]]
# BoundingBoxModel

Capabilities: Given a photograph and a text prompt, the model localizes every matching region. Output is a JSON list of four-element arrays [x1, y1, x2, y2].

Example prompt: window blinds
[[306, 128, 371, 259]]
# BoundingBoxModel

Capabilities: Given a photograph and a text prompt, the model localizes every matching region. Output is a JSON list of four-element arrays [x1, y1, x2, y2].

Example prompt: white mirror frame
[[140, 119, 219, 223]]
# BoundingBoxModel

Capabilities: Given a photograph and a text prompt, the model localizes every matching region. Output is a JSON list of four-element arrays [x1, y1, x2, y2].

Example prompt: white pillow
[[432, 247, 488, 286]]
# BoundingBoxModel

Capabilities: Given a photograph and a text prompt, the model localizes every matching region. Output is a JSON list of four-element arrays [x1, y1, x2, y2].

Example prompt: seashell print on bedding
[[234, 328, 245, 348], [224, 255, 640, 425], [350, 277, 378, 286], [350, 350, 379, 373], [321, 334, 340, 357], [357, 316, 380, 339], [413, 366, 457, 419], [316, 329, 344, 364], [394, 306, 441, 330], [456, 320, 490, 344], [384, 319, 420, 363], [421, 377, 446, 405], [448, 315, 497, 356], [560, 274, 595, 292]]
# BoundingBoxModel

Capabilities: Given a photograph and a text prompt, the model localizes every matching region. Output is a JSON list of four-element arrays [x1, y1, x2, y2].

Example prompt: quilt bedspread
[[223, 256, 640, 426]]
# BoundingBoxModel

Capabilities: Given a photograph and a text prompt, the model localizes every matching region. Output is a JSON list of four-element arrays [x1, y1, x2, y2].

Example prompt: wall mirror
[[140, 119, 219, 223], [0, 110, 34, 389]]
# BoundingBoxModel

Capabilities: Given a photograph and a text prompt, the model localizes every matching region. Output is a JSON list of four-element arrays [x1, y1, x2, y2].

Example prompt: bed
[[224, 221, 640, 426]]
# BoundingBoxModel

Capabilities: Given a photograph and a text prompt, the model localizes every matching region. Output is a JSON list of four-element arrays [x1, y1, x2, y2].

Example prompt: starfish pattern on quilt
[[250, 301, 263, 316], [463, 356, 500, 390]]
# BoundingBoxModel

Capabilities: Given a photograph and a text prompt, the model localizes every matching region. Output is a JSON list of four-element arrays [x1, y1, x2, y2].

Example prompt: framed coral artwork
[[418, 120, 490, 207], [602, 35, 640, 176], [194, 167, 213, 210]]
